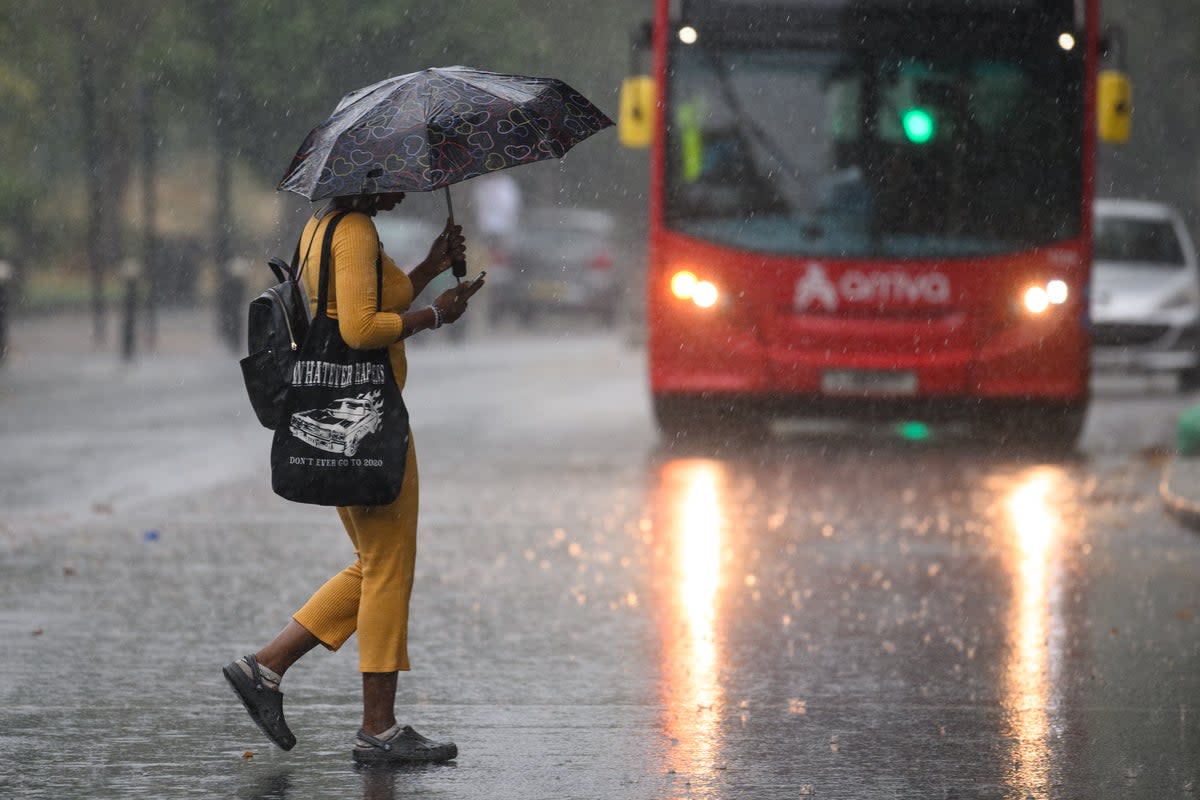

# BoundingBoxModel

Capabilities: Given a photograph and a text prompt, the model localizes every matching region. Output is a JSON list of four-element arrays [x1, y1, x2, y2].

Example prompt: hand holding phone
[[460, 271, 486, 299]]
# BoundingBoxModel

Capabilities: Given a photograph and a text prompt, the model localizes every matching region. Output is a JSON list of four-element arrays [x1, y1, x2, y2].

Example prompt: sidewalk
[[6, 306, 231, 361], [0, 307, 265, 554], [1162, 454, 1200, 528]]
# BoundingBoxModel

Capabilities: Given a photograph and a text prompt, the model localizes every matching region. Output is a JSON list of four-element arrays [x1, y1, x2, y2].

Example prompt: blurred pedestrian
[[222, 189, 482, 764], [470, 172, 522, 320], [471, 171, 522, 249]]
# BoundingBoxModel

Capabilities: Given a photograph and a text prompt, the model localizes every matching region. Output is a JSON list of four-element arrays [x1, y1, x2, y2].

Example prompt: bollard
[[1179, 404, 1200, 456], [0, 260, 10, 364], [120, 257, 141, 362]]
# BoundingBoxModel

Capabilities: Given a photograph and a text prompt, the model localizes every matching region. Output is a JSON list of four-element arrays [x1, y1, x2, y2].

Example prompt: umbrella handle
[[444, 186, 467, 280]]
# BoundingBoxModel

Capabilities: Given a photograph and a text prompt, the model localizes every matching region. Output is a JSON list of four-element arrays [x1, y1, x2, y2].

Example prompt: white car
[[1091, 199, 1200, 389], [375, 215, 467, 342]]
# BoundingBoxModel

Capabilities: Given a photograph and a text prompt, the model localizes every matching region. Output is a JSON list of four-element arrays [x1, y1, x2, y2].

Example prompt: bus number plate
[[821, 369, 918, 396]]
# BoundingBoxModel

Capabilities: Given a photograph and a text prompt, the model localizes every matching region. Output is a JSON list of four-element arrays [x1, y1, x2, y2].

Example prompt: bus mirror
[[619, 76, 656, 149], [1097, 70, 1132, 144]]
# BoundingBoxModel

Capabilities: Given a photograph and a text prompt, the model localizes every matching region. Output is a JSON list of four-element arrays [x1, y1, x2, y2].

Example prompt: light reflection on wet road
[[639, 433, 1200, 798], [1003, 466, 1064, 795], [3, 322, 1200, 798], [656, 459, 724, 792]]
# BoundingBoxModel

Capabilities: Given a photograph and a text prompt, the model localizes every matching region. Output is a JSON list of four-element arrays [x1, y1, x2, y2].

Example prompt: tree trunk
[[212, 0, 240, 352], [79, 40, 106, 345], [141, 83, 159, 349]]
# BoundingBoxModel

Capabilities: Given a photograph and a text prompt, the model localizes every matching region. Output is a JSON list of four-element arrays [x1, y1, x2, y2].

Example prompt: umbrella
[[278, 66, 612, 277], [277, 65, 613, 202]]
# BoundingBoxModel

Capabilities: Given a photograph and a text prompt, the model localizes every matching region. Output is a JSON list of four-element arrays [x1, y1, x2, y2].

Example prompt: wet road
[[2, 312, 1200, 798]]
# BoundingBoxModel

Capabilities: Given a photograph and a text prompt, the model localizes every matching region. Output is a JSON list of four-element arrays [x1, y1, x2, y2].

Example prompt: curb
[[1160, 455, 1200, 530]]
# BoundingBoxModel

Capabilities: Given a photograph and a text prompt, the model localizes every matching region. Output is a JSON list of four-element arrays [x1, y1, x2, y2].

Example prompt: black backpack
[[238, 220, 330, 429]]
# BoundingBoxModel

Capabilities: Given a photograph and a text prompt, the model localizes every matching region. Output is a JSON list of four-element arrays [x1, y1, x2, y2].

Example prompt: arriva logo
[[793, 263, 951, 311]]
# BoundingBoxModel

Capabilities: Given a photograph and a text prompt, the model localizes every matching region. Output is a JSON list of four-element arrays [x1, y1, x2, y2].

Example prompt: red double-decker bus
[[623, 0, 1130, 446]]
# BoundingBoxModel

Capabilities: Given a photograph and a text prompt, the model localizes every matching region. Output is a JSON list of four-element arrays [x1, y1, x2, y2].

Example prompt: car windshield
[[1094, 216, 1186, 267], [664, 29, 1083, 259]]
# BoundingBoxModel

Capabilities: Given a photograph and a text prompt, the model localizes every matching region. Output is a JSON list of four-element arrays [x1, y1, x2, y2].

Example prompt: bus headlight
[[693, 280, 719, 308], [1022, 279, 1069, 314], [1024, 286, 1050, 314], [671, 270, 698, 300], [1046, 280, 1069, 305], [671, 270, 721, 309]]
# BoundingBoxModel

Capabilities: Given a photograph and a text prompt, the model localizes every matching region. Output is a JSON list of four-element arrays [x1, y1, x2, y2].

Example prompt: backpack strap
[[267, 256, 290, 284], [286, 238, 301, 281], [294, 211, 325, 284], [314, 211, 385, 317]]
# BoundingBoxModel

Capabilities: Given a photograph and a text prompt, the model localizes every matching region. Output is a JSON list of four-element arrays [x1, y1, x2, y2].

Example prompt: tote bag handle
[[313, 212, 385, 319]]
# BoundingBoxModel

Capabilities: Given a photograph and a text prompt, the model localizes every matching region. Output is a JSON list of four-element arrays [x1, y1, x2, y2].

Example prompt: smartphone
[[458, 271, 485, 295]]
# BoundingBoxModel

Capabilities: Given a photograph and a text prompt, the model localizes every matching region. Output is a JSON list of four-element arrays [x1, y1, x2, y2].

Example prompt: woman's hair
[[332, 190, 405, 214], [333, 194, 379, 213]]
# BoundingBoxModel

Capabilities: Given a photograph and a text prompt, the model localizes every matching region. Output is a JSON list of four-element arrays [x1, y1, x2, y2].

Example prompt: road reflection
[[239, 769, 291, 800], [653, 458, 727, 791], [642, 432, 1095, 796], [238, 763, 443, 800], [1002, 465, 1069, 795]]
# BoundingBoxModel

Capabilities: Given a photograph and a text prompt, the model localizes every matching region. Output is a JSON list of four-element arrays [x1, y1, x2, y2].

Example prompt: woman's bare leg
[[255, 620, 321, 677], [362, 672, 399, 735]]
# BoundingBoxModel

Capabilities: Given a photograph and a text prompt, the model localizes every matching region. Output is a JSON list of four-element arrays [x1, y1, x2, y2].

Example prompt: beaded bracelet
[[429, 304, 443, 329]]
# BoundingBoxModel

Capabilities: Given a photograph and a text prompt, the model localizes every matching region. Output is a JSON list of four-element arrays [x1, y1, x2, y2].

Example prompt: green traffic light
[[901, 107, 936, 144]]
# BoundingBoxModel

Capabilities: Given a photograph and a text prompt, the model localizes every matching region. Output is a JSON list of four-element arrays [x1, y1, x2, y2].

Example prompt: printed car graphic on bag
[[289, 390, 384, 457]]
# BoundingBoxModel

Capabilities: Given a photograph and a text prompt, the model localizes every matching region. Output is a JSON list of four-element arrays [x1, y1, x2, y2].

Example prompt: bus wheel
[[653, 395, 770, 446]]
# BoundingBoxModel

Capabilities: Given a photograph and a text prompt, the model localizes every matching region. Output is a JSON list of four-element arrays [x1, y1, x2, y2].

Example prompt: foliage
[[0, 0, 643, 277], [216, 1, 563, 179]]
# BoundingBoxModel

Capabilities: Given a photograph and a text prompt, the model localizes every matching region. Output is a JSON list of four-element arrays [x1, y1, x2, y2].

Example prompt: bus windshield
[[665, 42, 1084, 259]]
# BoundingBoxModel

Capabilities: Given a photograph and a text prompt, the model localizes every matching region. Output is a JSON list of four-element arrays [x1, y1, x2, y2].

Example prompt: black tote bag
[[270, 211, 409, 507]]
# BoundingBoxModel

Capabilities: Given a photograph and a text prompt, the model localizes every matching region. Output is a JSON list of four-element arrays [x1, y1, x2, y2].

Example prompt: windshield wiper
[[706, 52, 807, 190]]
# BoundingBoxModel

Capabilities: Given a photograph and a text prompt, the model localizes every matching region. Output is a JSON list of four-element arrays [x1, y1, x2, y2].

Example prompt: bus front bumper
[[650, 315, 1090, 404]]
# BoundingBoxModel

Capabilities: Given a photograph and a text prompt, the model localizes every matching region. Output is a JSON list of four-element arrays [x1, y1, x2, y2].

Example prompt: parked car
[[494, 206, 619, 327], [374, 215, 465, 341], [1091, 198, 1200, 390]]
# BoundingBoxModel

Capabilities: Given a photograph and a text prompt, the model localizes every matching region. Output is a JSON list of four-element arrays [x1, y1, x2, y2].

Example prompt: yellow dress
[[291, 209, 419, 673]]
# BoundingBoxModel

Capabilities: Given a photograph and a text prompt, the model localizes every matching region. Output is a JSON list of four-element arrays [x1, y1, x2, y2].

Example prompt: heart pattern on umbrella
[[278, 66, 613, 201]]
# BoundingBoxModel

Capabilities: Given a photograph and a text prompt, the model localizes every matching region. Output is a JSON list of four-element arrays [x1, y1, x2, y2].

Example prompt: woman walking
[[223, 190, 481, 764]]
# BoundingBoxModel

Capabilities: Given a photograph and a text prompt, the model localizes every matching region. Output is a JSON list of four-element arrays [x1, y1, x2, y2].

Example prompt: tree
[[0, 5, 45, 299], [0, 0, 645, 320]]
